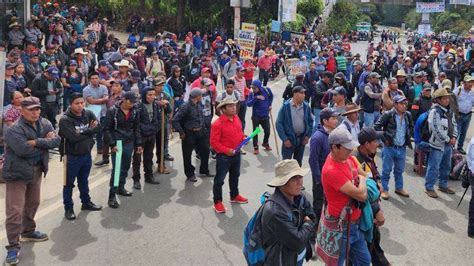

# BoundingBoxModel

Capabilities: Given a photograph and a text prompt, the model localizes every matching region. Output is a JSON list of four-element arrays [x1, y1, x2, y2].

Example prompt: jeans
[[109, 141, 134, 195], [424, 145, 452, 190], [132, 136, 155, 180], [457, 112, 472, 150], [251, 117, 270, 148], [281, 137, 305, 166], [313, 108, 321, 131], [43, 102, 58, 128], [213, 153, 241, 203], [338, 224, 371, 266], [193, 47, 202, 57], [258, 69, 270, 86], [363, 112, 375, 128], [63, 154, 92, 210], [381, 146, 406, 191], [469, 173, 474, 236], [238, 102, 247, 131]]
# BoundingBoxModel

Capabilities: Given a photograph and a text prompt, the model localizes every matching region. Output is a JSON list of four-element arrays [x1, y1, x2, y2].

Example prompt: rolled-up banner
[[113, 140, 123, 187]]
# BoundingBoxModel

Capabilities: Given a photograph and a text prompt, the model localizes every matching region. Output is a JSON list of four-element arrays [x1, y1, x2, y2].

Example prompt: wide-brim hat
[[115, 59, 130, 68], [267, 159, 309, 187], [74, 48, 88, 55], [9, 22, 21, 28], [343, 103, 362, 115], [396, 69, 407, 77], [137, 46, 147, 51], [217, 97, 238, 109], [433, 88, 452, 99]]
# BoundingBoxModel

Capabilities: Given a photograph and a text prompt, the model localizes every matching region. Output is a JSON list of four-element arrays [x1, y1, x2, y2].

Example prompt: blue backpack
[[243, 192, 272, 266]]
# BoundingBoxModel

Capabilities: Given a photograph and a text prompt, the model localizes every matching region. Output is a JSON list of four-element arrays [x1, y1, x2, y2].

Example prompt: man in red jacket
[[210, 97, 247, 213]]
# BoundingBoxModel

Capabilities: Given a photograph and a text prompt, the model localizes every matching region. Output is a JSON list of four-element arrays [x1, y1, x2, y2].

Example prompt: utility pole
[[234, 0, 242, 39]]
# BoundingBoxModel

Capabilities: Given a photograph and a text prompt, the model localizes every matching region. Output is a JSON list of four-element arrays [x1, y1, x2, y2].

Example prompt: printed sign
[[416, 2, 445, 13], [238, 23, 257, 59], [285, 59, 308, 82]]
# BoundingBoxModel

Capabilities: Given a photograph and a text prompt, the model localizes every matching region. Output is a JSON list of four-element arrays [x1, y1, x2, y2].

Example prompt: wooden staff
[[269, 112, 280, 160], [159, 106, 166, 173]]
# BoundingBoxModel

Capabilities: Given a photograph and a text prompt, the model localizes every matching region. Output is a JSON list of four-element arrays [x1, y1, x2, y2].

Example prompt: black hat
[[320, 108, 340, 121], [358, 128, 383, 145]]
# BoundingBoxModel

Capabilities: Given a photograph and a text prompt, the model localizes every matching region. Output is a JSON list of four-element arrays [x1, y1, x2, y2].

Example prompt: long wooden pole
[[269, 112, 280, 160], [159, 107, 165, 173]]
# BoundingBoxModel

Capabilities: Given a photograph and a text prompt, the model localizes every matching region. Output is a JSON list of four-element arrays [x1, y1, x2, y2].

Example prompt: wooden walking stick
[[159, 107, 166, 173], [269, 111, 281, 160]]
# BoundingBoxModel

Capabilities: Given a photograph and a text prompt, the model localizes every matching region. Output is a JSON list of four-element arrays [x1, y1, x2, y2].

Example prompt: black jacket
[[103, 102, 142, 148], [136, 99, 159, 137], [167, 76, 187, 98], [261, 188, 315, 266], [411, 95, 432, 122], [374, 108, 413, 148], [283, 80, 307, 101], [30, 74, 63, 105], [58, 109, 100, 155]]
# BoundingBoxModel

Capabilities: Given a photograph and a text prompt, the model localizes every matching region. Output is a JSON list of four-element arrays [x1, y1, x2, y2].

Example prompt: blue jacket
[[308, 124, 330, 183], [276, 99, 313, 146], [247, 80, 273, 119]]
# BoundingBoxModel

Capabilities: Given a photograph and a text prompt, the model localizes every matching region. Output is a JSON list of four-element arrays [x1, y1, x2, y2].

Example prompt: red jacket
[[210, 115, 245, 154]]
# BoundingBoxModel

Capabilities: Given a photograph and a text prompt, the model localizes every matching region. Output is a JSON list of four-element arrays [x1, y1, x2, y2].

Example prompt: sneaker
[[380, 191, 390, 200], [117, 188, 132, 197], [5, 250, 19, 265], [395, 189, 410, 198], [253, 148, 259, 155], [230, 194, 249, 204], [20, 231, 48, 242], [438, 187, 455, 194], [262, 144, 272, 151], [108, 196, 119, 208], [214, 201, 226, 213], [94, 159, 109, 167], [240, 149, 247, 155], [187, 175, 197, 182], [457, 148, 466, 155], [425, 189, 439, 198]]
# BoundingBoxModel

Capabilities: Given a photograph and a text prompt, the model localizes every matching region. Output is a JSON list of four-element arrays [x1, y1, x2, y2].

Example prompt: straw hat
[[433, 88, 452, 99], [115, 59, 130, 68], [217, 97, 238, 109], [9, 22, 21, 28], [73, 48, 88, 55], [267, 160, 309, 187], [137, 46, 147, 51], [396, 69, 407, 77], [342, 103, 362, 116]]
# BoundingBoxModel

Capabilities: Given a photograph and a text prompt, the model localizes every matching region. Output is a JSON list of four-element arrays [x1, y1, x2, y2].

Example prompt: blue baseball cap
[[47, 66, 60, 79]]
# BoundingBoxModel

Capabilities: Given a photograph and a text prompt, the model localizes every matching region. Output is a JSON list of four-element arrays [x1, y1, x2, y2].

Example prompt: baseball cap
[[369, 72, 381, 79], [292, 85, 306, 94], [5, 62, 17, 69], [392, 95, 407, 103], [353, 60, 362, 66], [202, 67, 211, 73], [131, 70, 141, 78], [69, 60, 78, 66], [328, 126, 359, 150], [320, 108, 340, 121], [98, 59, 108, 67], [21, 96, 42, 110], [423, 83, 432, 90], [47, 66, 60, 79], [463, 75, 474, 82], [358, 128, 382, 145], [330, 86, 346, 96], [153, 78, 166, 86], [414, 72, 423, 78], [123, 91, 138, 103], [189, 89, 203, 98]]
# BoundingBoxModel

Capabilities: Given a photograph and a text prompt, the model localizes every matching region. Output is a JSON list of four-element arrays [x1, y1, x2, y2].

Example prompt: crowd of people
[[1, 1, 474, 265]]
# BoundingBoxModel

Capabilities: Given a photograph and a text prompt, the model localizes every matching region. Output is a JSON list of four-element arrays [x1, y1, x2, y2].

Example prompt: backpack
[[418, 107, 444, 143], [243, 192, 272, 266]]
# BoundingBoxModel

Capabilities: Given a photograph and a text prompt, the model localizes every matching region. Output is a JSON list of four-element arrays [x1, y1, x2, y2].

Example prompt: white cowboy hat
[[267, 160, 309, 187], [114, 59, 130, 68], [74, 48, 88, 55]]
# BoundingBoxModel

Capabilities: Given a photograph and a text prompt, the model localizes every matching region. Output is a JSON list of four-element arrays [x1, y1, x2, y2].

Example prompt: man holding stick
[[153, 78, 173, 173], [3, 96, 60, 265], [104, 91, 142, 209], [59, 93, 103, 221], [210, 98, 247, 213]]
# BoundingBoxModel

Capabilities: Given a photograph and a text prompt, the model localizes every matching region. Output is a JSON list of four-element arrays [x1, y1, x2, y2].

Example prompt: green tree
[[326, 0, 361, 34], [297, 0, 323, 21]]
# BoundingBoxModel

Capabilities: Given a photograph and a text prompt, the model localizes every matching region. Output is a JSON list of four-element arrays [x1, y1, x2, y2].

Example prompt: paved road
[[0, 40, 472, 265]]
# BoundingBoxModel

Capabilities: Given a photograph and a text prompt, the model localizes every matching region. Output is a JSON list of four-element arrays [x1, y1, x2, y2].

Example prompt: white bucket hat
[[267, 160, 309, 187]]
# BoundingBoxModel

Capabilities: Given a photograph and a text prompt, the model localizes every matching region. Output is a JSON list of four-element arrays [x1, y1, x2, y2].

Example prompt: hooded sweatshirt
[[246, 79, 273, 119], [58, 108, 100, 155]]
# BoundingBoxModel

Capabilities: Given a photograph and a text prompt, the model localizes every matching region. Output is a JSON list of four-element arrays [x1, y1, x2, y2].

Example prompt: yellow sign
[[238, 23, 257, 59]]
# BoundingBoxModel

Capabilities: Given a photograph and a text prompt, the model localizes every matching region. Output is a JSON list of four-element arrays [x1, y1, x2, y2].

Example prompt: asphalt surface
[[0, 39, 473, 265]]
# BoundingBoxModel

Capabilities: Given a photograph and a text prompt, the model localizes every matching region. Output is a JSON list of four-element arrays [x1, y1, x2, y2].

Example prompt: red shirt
[[243, 61, 255, 81], [322, 155, 361, 221], [210, 115, 245, 154], [257, 56, 272, 71]]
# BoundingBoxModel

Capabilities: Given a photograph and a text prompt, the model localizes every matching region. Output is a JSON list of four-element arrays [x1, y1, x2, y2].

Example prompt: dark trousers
[[132, 136, 155, 180], [252, 117, 270, 148], [281, 136, 305, 166], [457, 113, 471, 150], [181, 129, 210, 178], [258, 69, 270, 86], [238, 103, 247, 131], [213, 153, 241, 203], [43, 102, 58, 128], [95, 117, 106, 151], [109, 141, 134, 195], [312, 182, 324, 228], [469, 173, 474, 236], [63, 154, 92, 210], [5, 167, 43, 251], [369, 226, 390, 266]]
